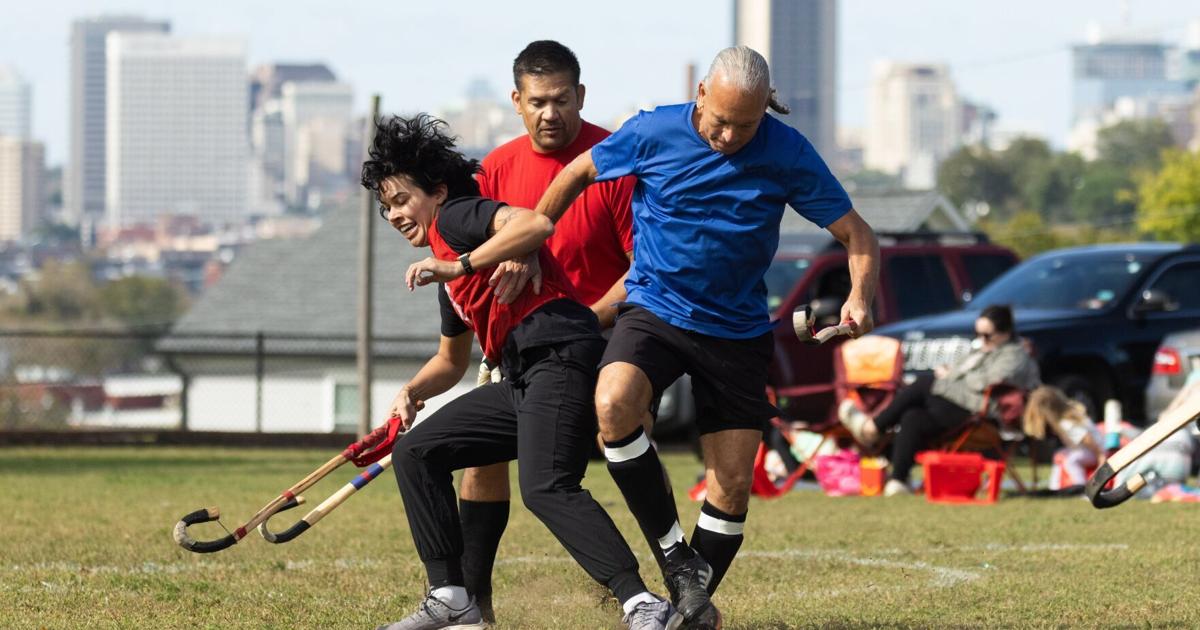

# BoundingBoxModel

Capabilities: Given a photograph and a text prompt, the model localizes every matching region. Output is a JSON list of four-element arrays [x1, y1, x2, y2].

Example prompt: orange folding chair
[[725, 336, 904, 499]]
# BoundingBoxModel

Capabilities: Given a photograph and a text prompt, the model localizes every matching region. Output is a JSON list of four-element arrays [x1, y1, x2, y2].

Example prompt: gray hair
[[702, 46, 791, 115]]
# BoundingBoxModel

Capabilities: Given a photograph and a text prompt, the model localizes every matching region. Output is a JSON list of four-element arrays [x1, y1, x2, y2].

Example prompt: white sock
[[621, 591, 661, 615], [431, 585, 469, 610], [656, 521, 685, 551]]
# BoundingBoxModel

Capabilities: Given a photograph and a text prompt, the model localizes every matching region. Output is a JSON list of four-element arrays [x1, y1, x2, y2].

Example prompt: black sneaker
[[663, 553, 721, 629]]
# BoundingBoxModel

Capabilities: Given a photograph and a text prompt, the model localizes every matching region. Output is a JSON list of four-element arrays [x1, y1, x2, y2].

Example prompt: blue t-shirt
[[590, 102, 852, 339]]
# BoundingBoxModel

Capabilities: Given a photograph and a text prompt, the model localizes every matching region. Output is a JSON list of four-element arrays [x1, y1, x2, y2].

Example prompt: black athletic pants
[[873, 374, 972, 483], [392, 338, 644, 601]]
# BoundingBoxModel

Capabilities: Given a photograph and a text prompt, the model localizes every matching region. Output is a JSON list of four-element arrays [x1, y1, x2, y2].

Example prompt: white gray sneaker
[[838, 399, 877, 446], [376, 590, 487, 630], [623, 599, 674, 630], [884, 479, 912, 497]]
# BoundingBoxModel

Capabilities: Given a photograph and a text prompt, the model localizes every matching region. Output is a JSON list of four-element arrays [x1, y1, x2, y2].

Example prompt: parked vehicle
[[654, 232, 1019, 436], [1146, 327, 1200, 421], [875, 243, 1200, 424]]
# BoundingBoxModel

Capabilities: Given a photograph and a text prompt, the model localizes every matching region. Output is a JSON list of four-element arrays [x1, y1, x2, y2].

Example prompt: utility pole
[[357, 94, 381, 438]]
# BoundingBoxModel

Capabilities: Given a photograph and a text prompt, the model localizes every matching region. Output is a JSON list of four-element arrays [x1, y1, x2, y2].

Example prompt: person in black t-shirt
[[361, 114, 673, 630]]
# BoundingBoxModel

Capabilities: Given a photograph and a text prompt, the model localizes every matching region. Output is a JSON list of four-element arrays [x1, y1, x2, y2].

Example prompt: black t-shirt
[[434, 196, 600, 363]]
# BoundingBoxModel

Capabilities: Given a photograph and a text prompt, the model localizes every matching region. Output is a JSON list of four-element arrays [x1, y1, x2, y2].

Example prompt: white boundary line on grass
[[0, 542, 1128, 583]]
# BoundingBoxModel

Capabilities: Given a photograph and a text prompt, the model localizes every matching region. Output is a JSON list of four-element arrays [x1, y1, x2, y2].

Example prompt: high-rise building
[[279, 80, 354, 207], [864, 62, 962, 190], [1072, 33, 1187, 124], [66, 15, 170, 224], [0, 137, 45, 242], [105, 33, 248, 228], [249, 63, 337, 113], [733, 0, 837, 157], [0, 66, 31, 140]]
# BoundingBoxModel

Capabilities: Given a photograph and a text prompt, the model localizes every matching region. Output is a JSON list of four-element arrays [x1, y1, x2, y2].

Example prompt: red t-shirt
[[477, 121, 635, 306], [427, 197, 584, 364]]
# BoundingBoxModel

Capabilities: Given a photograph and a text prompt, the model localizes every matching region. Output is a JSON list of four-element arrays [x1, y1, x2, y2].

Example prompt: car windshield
[[971, 251, 1151, 311], [765, 257, 812, 311]]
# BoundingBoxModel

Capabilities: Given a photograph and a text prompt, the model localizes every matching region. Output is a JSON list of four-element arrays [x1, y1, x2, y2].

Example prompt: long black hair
[[360, 114, 480, 218]]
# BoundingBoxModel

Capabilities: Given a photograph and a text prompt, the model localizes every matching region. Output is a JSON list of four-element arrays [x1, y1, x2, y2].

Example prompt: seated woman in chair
[[839, 305, 1041, 496]]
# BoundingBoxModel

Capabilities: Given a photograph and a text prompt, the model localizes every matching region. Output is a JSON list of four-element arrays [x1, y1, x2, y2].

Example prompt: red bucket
[[915, 451, 1004, 505]]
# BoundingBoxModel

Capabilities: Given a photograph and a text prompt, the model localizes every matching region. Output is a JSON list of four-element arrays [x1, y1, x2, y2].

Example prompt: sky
[[3, 0, 1200, 166]]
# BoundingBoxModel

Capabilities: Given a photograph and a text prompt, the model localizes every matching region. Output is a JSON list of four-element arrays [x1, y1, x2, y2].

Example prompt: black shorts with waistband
[[599, 303, 778, 435]]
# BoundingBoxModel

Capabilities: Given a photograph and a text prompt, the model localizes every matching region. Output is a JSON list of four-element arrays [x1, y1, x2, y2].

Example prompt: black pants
[[874, 375, 972, 483], [392, 338, 643, 600]]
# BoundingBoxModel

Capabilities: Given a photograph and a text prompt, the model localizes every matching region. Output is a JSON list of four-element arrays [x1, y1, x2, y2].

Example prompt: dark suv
[[655, 232, 1019, 435], [874, 243, 1200, 423]]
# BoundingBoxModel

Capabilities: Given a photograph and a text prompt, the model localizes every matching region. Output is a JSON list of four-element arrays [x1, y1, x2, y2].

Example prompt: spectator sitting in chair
[[839, 305, 1041, 496]]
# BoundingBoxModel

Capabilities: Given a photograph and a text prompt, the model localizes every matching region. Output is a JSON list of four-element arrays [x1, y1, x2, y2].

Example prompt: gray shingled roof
[[781, 190, 969, 234], [158, 206, 442, 357]]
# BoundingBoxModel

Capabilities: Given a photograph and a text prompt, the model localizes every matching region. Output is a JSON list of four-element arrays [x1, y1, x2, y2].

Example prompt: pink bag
[[815, 450, 861, 496]]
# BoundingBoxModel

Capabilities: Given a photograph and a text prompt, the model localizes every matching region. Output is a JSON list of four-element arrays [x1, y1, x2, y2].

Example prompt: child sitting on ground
[[1023, 386, 1104, 490]]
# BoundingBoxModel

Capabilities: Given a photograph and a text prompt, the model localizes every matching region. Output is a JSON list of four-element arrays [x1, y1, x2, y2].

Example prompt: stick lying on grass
[[1087, 383, 1200, 509], [172, 417, 403, 553]]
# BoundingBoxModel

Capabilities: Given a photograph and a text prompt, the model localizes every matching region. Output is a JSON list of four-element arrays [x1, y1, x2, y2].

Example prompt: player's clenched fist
[[389, 386, 426, 429]]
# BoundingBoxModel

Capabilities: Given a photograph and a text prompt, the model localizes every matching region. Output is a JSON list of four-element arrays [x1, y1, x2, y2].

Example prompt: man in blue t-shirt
[[534, 46, 880, 629]]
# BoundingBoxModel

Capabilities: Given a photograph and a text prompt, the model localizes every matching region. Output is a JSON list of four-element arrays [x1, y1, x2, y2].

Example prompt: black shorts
[[600, 304, 777, 435]]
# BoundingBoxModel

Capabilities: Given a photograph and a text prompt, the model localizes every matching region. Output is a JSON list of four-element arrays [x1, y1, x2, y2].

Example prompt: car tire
[[1052, 373, 1108, 421]]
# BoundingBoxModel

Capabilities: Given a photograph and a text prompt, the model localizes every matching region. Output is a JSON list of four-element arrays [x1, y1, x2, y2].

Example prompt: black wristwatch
[[457, 252, 475, 275]]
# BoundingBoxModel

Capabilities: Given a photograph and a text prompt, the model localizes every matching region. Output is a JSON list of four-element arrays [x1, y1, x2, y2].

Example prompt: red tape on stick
[[343, 416, 405, 467]]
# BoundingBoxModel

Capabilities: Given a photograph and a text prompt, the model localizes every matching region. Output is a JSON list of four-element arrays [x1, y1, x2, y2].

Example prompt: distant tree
[[14, 260, 99, 322], [1136, 148, 1200, 243], [842, 169, 902, 194], [1095, 118, 1175, 173], [984, 211, 1059, 258], [1071, 162, 1137, 223], [98, 276, 187, 330], [937, 146, 1016, 217], [32, 221, 81, 245]]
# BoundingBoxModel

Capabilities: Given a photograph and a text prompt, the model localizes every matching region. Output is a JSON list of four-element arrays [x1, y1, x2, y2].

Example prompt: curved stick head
[[173, 507, 238, 553], [792, 306, 816, 343], [257, 495, 309, 543], [1085, 462, 1146, 509]]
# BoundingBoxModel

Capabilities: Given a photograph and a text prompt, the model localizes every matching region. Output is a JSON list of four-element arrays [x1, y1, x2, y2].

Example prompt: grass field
[[2, 446, 1198, 629]]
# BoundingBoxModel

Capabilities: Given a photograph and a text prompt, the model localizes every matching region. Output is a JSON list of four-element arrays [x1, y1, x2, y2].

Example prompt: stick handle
[[259, 455, 393, 543]]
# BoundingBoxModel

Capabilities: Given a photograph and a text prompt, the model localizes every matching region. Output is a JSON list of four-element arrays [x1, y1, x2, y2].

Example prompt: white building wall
[[179, 356, 474, 433], [865, 61, 961, 187], [105, 33, 248, 228], [0, 138, 44, 241]]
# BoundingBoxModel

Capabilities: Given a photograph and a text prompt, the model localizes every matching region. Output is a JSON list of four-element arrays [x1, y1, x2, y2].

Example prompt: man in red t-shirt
[[459, 41, 642, 622]]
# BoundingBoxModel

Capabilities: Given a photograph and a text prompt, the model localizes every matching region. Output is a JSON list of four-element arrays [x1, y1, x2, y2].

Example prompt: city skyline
[[3, 0, 1200, 166]]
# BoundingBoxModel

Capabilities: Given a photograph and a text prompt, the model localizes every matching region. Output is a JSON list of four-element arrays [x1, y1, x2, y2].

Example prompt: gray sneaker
[[376, 590, 487, 630], [623, 599, 674, 630]]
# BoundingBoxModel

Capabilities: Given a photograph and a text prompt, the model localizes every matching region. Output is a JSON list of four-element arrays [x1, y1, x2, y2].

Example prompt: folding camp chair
[[779, 336, 904, 479], [936, 382, 1032, 493]]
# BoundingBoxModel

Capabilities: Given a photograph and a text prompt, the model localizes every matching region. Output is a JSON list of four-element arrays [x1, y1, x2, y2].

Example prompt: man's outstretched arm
[[826, 209, 880, 337], [536, 149, 598, 223]]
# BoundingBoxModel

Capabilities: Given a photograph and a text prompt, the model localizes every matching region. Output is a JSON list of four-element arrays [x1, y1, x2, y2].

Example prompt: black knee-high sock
[[690, 500, 745, 594], [604, 427, 692, 560], [633, 461, 675, 583], [459, 498, 509, 609]]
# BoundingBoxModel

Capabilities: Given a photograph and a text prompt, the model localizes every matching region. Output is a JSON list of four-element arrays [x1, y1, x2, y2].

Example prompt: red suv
[[653, 232, 1019, 435]]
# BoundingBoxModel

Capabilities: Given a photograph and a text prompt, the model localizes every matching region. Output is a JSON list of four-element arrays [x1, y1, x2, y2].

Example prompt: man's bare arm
[[825, 209, 880, 337], [536, 149, 598, 223]]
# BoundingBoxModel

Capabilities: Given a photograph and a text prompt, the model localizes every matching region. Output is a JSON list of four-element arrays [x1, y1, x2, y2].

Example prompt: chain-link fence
[[0, 329, 440, 434]]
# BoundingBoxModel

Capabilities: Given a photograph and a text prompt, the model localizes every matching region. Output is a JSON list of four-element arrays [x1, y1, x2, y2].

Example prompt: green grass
[[1, 446, 1198, 629]]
